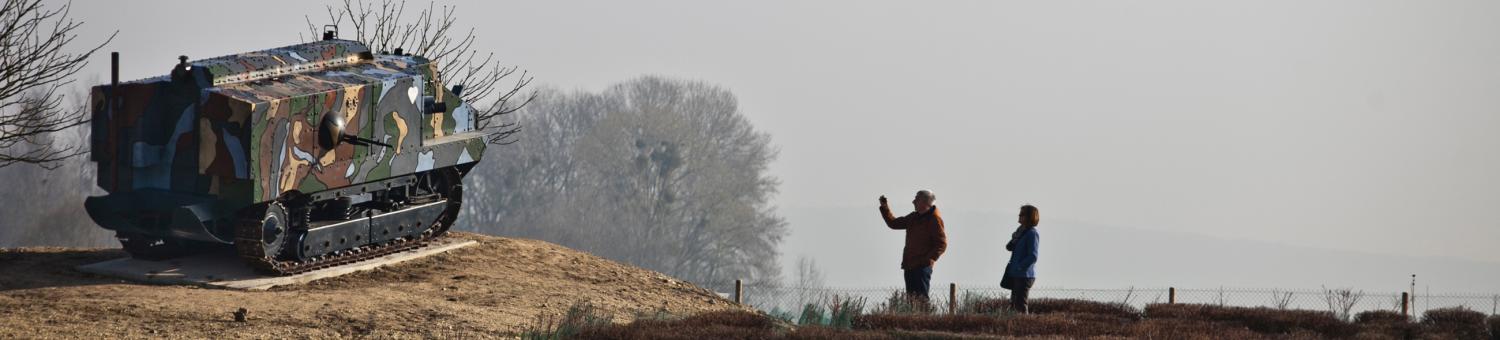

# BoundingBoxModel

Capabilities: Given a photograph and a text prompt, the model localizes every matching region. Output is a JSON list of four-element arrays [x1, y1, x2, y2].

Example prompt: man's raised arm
[[878, 195, 911, 230]]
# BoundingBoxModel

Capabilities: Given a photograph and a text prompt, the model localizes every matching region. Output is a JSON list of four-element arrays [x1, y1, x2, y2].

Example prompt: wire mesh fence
[[717, 282, 1500, 319]]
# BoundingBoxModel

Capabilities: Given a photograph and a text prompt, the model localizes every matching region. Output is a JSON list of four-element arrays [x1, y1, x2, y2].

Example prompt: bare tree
[[0, 0, 113, 168], [460, 77, 788, 290], [306, 0, 533, 144], [792, 256, 827, 309], [793, 256, 826, 289]]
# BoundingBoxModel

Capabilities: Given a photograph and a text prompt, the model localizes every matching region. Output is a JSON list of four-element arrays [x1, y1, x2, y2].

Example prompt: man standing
[[878, 190, 948, 301]]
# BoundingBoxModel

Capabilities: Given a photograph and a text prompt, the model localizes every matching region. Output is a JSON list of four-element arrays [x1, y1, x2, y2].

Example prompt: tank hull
[[86, 39, 487, 271]]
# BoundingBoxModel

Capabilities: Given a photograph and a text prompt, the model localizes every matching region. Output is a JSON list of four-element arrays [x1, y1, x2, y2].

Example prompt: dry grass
[[536, 299, 1497, 339], [1145, 303, 1357, 338], [1353, 310, 1408, 325], [571, 310, 783, 340], [1030, 298, 1142, 320], [1418, 307, 1489, 339], [1350, 310, 1418, 339]]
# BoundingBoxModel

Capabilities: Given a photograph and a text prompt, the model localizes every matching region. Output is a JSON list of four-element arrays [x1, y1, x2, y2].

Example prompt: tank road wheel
[[235, 198, 307, 271], [258, 202, 292, 258]]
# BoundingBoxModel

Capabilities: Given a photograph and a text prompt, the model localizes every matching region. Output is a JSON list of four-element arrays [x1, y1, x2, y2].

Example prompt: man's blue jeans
[[903, 265, 932, 299]]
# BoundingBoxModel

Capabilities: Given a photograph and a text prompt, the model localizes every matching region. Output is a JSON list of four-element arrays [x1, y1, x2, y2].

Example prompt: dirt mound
[[0, 232, 745, 338]]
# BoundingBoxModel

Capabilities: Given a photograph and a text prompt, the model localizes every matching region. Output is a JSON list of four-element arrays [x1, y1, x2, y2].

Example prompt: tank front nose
[[85, 194, 139, 235], [84, 191, 234, 245]]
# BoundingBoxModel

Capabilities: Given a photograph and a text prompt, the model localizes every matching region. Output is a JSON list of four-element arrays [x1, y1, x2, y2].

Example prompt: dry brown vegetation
[[0, 232, 747, 338], [1488, 315, 1500, 340], [534, 297, 1499, 339]]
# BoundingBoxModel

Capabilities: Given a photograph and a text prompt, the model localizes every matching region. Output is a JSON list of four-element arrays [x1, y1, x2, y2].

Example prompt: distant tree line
[[459, 76, 788, 289], [0, 0, 126, 246], [0, 124, 116, 248]]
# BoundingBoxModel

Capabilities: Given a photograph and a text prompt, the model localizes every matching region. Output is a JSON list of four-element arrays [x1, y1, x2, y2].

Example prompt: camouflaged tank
[[84, 35, 484, 274]]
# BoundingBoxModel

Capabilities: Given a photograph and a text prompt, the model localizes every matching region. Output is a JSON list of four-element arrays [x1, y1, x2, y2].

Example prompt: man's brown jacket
[[879, 205, 948, 270]]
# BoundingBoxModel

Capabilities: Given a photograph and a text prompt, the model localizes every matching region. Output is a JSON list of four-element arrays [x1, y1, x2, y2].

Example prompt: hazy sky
[[61, 1, 1500, 287]]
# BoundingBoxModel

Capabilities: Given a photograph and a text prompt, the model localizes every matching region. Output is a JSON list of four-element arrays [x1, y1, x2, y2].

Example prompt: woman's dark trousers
[[1003, 277, 1036, 313]]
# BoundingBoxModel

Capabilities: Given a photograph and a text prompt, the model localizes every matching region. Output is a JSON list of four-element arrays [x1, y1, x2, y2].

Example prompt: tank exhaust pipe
[[110, 52, 119, 88], [100, 51, 119, 178]]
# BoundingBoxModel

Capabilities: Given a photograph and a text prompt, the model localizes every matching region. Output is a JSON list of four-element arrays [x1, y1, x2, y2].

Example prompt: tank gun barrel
[[340, 134, 392, 148]]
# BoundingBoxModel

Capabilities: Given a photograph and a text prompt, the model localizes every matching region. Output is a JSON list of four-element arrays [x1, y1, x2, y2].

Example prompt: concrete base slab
[[76, 238, 477, 291]]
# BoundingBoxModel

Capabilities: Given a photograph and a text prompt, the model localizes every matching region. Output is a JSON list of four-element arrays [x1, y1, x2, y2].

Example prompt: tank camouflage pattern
[[85, 36, 484, 273]]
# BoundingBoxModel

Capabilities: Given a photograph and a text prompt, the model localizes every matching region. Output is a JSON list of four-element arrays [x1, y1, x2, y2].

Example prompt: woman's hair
[[1020, 204, 1040, 225]]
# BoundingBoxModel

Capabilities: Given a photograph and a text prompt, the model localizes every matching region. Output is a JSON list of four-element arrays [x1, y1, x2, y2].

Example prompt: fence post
[[949, 283, 958, 315], [1401, 292, 1409, 318], [1169, 287, 1176, 304], [734, 279, 743, 304]]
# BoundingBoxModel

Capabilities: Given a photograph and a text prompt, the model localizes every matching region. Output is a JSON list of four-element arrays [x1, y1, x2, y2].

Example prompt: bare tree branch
[[308, 0, 532, 145], [0, 0, 114, 168]]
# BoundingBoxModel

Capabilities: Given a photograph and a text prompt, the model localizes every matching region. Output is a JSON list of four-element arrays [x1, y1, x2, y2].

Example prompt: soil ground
[[0, 232, 745, 339]]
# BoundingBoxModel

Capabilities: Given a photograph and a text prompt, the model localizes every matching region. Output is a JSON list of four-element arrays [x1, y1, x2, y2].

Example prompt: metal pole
[[1169, 287, 1176, 304], [1409, 275, 1417, 316], [734, 279, 743, 304], [106, 52, 120, 190]]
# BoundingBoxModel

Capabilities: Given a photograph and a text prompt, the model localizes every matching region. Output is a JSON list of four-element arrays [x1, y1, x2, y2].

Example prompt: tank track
[[233, 168, 464, 276], [233, 205, 444, 276]]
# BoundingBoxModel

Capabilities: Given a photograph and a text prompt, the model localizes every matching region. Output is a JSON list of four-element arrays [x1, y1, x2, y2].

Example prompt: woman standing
[[1002, 205, 1040, 313]]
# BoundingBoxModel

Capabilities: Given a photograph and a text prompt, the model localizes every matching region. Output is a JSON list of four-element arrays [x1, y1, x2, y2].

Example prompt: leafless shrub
[[1322, 286, 1364, 322], [820, 295, 866, 329], [1269, 289, 1294, 309], [520, 301, 613, 340], [875, 291, 935, 315]]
